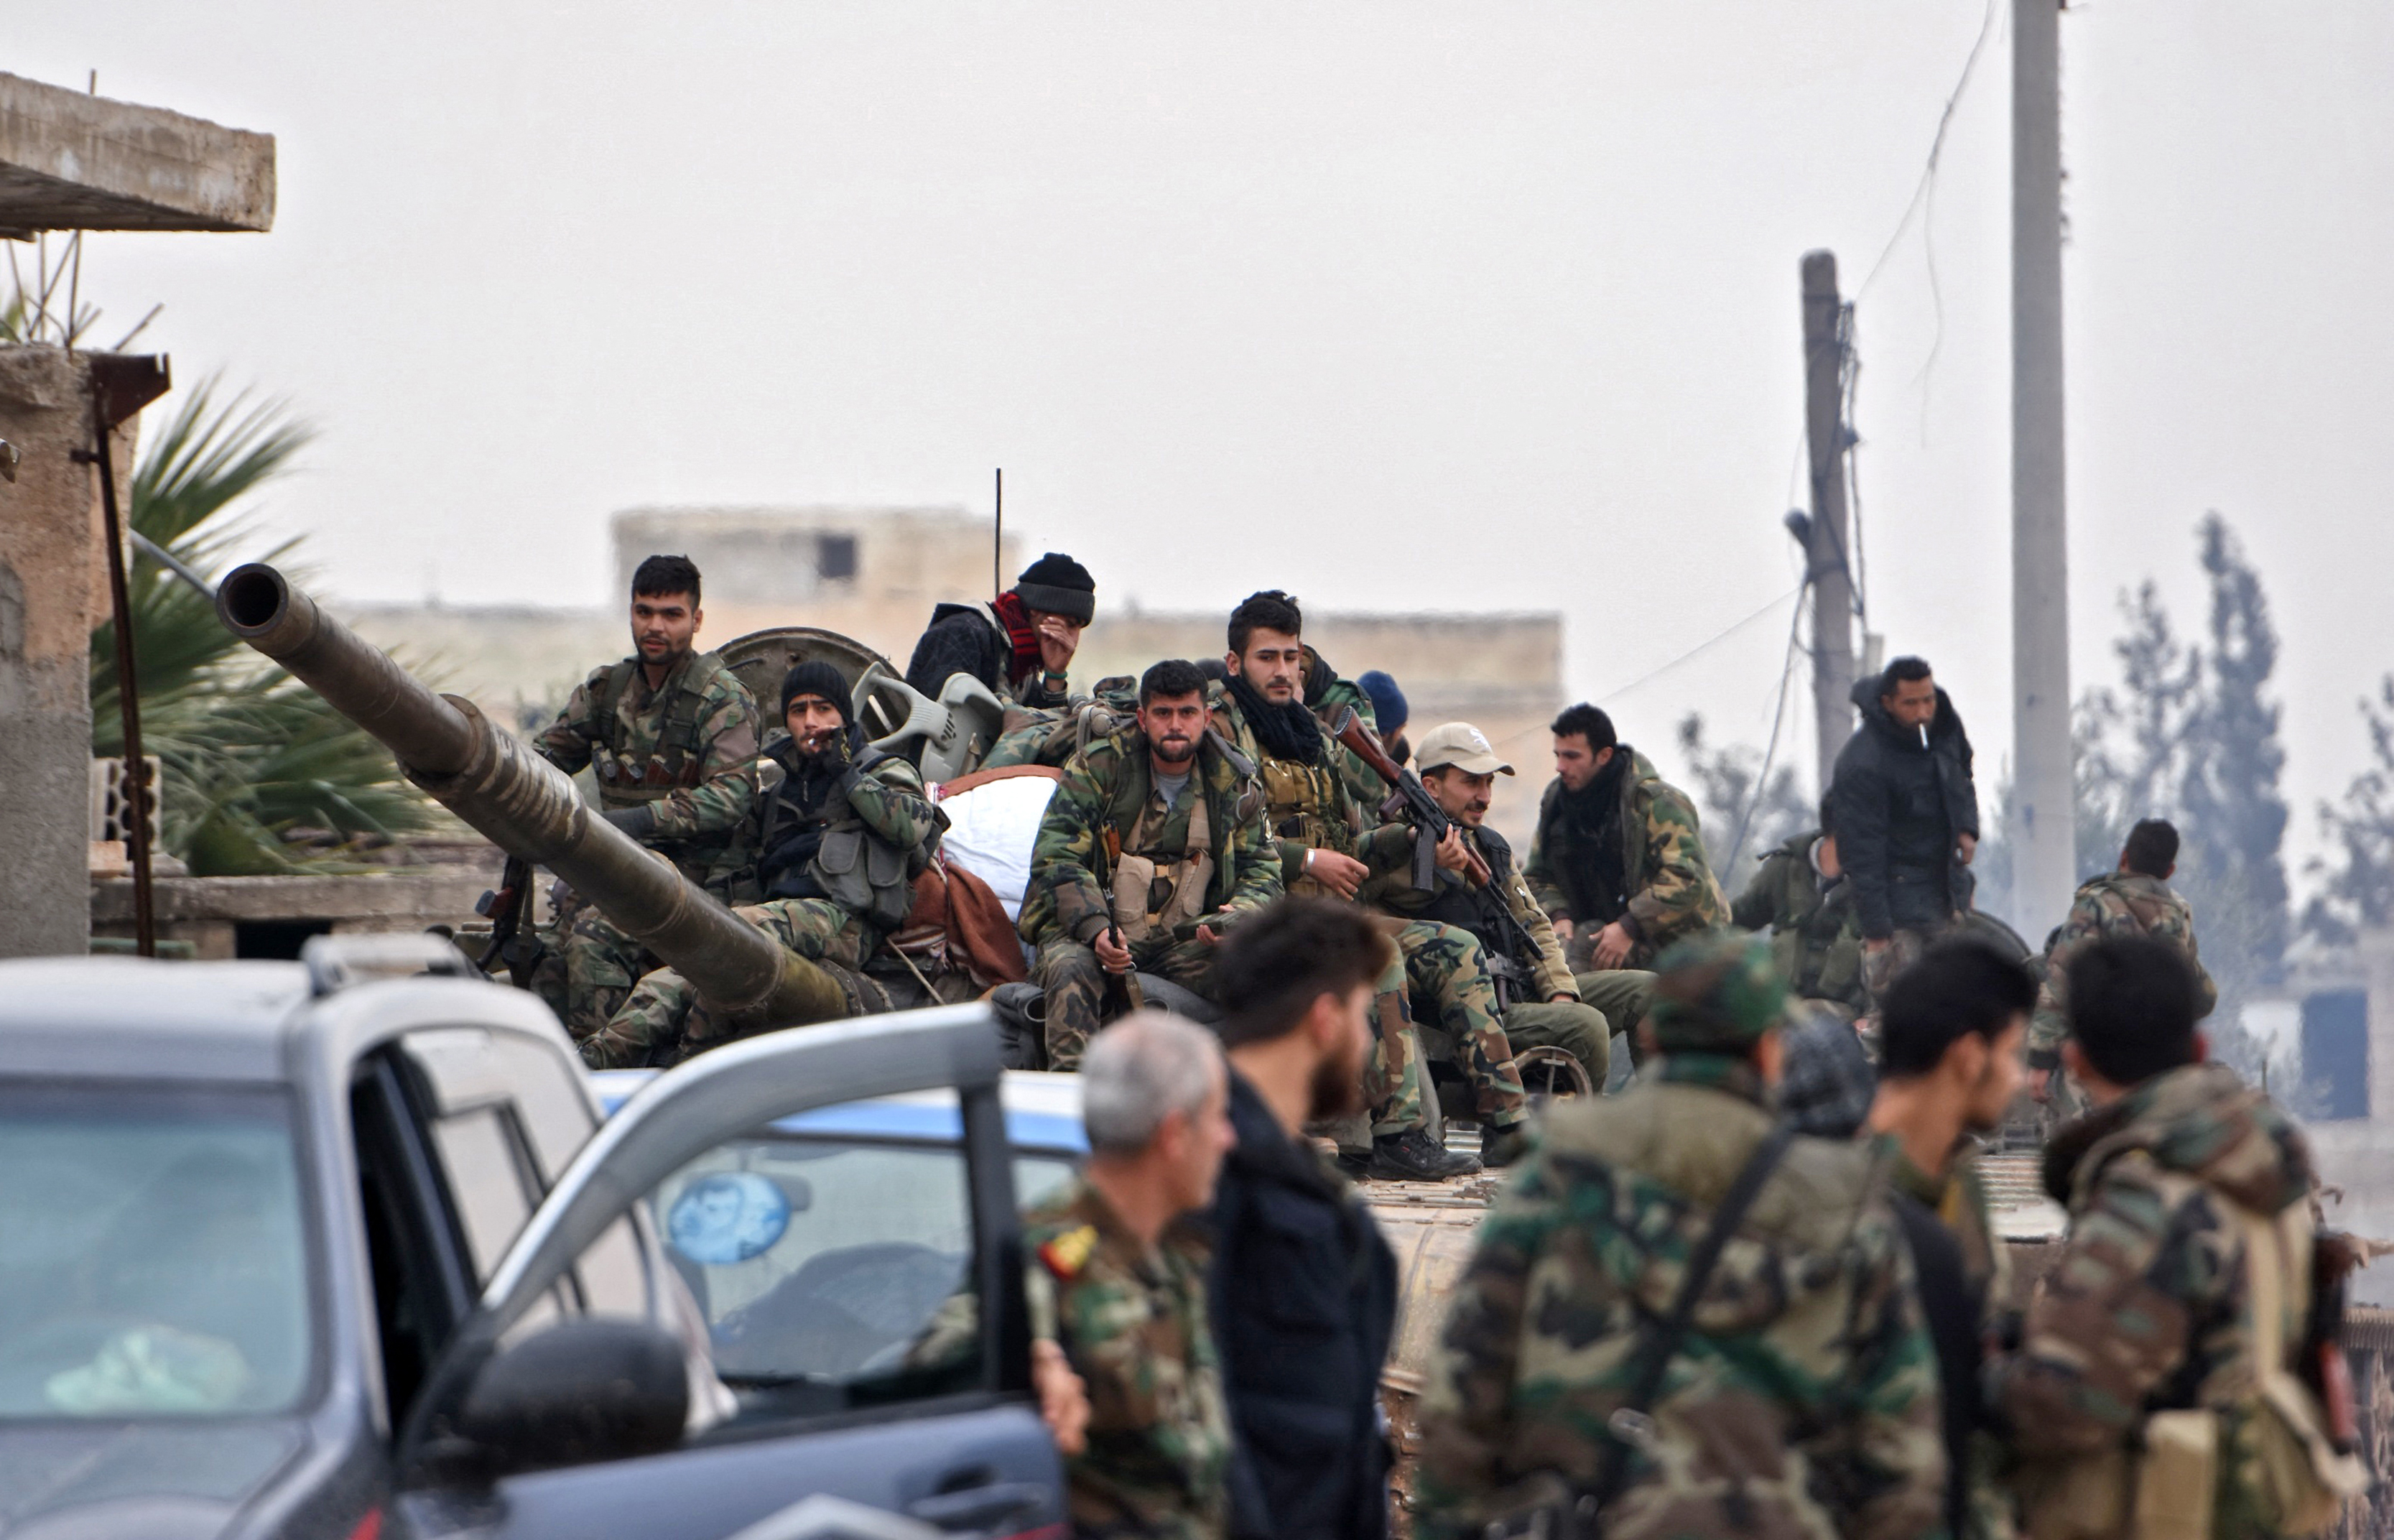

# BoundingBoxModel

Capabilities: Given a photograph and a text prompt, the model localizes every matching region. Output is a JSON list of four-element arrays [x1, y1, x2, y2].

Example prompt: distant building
[[348, 505, 1567, 844]]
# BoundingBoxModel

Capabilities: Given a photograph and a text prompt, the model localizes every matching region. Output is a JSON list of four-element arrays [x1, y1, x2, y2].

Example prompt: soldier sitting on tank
[[1214, 591, 1496, 1177], [1732, 794, 1868, 1024], [1020, 658, 1282, 1072], [584, 661, 945, 1069], [904, 551, 1096, 715], [529, 554, 763, 1039], [1359, 721, 1614, 1101]]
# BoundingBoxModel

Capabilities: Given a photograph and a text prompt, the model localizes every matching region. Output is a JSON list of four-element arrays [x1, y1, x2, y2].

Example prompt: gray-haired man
[[1025, 1012, 1238, 1539]]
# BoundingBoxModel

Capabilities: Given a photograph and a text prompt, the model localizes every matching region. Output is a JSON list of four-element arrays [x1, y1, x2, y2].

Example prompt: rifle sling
[[1587, 1120, 1797, 1518]]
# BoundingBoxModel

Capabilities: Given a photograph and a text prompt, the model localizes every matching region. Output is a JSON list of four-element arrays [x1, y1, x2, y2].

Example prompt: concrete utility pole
[[1800, 251, 1857, 794], [2011, 0, 2075, 931]]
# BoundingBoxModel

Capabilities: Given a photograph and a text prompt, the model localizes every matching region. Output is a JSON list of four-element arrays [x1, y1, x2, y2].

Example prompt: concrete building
[[0, 72, 274, 958]]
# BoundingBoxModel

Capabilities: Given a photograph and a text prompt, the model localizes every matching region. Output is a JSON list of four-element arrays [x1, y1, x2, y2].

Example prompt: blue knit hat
[[1357, 670, 1408, 736]]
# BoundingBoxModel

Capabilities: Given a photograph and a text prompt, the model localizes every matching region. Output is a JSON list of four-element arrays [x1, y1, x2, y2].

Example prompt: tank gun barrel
[[215, 562, 844, 1029]]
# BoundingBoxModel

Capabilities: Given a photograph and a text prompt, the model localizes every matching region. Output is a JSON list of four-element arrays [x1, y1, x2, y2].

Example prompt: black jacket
[[1829, 677, 1979, 938], [1204, 1070, 1398, 1540]]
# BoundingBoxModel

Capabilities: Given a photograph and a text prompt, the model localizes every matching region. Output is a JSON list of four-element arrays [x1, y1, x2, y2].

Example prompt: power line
[[1725, 584, 1811, 871], [1596, 586, 1802, 707]]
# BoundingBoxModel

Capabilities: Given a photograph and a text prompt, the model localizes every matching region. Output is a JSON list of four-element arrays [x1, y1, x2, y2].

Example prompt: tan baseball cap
[[1414, 721, 1513, 776]]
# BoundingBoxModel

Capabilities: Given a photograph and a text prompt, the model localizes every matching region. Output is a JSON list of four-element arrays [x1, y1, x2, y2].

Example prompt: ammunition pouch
[[1109, 850, 1214, 945], [815, 825, 919, 932]]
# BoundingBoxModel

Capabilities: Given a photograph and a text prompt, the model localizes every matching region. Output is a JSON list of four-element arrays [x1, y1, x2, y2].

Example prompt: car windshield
[[0, 1085, 312, 1419], [649, 1123, 1075, 1416]]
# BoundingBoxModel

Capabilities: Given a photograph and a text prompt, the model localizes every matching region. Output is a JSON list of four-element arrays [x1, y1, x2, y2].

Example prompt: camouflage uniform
[[1732, 828, 1868, 1018], [1524, 747, 1732, 969], [585, 735, 944, 1068], [1989, 1062, 2345, 1540], [1020, 724, 1280, 1071], [1414, 932, 1945, 1540], [1212, 684, 1466, 1136], [983, 679, 1141, 771], [1025, 1174, 1230, 1540], [1362, 822, 1610, 1098], [2028, 871, 2217, 1121], [530, 650, 762, 1036], [1884, 1138, 2017, 1540]]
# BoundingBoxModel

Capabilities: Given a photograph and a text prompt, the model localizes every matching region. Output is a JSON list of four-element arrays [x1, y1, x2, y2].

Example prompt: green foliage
[[2301, 677, 2394, 947], [1989, 515, 2291, 1082], [90, 379, 449, 873]]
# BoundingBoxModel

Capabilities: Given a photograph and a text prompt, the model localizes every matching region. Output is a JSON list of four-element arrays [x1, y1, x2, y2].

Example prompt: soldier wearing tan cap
[[1360, 722, 1615, 1095]]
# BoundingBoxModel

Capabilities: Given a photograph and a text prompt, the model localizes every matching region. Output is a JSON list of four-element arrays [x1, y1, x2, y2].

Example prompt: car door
[[386, 1004, 1062, 1540]]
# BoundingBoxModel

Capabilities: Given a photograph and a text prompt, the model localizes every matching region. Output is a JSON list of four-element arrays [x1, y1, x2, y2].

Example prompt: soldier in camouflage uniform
[[2028, 819, 2217, 1123], [1026, 1012, 1235, 1540], [1865, 939, 2038, 1540], [1216, 592, 1501, 1176], [1526, 702, 1725, 1064], [585, 660, 945, 1067], [1414, 931, 1946, 1540], [1361, 722, 1615, 1098], [529, 555, 762, 1038], [983, 677, 1142, 771], [1021, 660, 1282, 1072], [1990, 935, 2362, 1540], [1731, 800, 1869, 1021]]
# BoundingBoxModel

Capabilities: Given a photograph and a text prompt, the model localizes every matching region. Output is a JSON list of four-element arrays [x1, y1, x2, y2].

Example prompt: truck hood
[[0, 1419, 302, 1540]]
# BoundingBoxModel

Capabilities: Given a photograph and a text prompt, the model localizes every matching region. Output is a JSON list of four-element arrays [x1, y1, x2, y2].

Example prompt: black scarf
[[1557, 745, 1634, 915], [1225, 672, 1323, 765]]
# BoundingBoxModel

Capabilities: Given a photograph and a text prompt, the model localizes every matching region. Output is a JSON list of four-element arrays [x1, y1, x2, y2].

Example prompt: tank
[[215, 562, 847, 1030]]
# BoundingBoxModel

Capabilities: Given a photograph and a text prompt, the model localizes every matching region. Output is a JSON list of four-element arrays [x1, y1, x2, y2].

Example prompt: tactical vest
[[1105, 776, 1215, 943], [751, 748, 930, 932], [1416, 827, 1527, 966], [587, 654, 722, 807]]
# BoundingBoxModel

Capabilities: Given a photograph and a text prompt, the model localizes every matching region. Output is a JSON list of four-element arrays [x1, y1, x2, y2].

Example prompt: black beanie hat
[[1013, 552, 1095, 626], [780, 660, 853, 721]]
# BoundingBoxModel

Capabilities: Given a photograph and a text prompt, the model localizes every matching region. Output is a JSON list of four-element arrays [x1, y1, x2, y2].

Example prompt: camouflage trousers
[[1365, 946, 1431, 1138], [583, 899, 870, 1070], [1034, 933, 1217, 1072], [1499, 1000, 1611, 1096], [1859, 920, 1952, 1057], [1394, 920, 1526, 1131], [526, 894, 651, 1042], [1572, 969, 1657, 1067]]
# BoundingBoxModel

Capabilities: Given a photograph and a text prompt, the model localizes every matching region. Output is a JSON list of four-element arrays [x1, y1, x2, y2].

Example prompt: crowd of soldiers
[[521, 551, 2364, 1539]]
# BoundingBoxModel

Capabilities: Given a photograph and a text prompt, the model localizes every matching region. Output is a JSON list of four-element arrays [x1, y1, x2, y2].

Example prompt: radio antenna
[[993, 467, 1003, 598]]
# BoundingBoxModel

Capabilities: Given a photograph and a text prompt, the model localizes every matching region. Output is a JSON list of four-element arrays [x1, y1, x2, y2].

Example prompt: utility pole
[[1800, 250, 1857, 794], [2012, 0, 2075, 929]]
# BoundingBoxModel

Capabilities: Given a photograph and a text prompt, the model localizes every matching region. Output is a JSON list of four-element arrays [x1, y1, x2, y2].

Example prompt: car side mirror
[[454, 1317, 689, 1479]]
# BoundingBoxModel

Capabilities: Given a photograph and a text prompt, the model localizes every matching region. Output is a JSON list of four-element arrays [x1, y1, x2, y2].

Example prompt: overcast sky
[[17, 1, 2394, 886]]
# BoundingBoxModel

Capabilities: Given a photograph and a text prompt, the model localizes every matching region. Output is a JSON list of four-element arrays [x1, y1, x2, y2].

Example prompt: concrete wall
[[0, 345, 122, 957]]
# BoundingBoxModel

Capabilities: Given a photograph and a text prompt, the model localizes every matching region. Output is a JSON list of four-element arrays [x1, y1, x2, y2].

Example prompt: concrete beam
[[0, 71, 274, 238]]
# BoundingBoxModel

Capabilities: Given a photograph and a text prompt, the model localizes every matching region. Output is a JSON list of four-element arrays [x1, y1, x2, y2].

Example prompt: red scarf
[[990, 590, 1043, 687]]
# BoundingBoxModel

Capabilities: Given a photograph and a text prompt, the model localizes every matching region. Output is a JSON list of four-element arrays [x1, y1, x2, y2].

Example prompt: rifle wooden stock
[[1330, 708, 1495, 888]]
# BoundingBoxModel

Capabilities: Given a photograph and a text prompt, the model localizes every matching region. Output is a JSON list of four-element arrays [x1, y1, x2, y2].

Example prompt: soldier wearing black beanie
[[904, 550, 1098, 712]]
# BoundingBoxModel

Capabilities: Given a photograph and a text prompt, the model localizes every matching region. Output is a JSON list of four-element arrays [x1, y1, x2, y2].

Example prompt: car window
[[646, 1095, 1072, 1418], [429, 1103, 537, 1281], [0, 1084, 312, 1419]]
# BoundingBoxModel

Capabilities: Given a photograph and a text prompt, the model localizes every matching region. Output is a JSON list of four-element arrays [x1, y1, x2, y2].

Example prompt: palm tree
[[91, 378, 452, 873]]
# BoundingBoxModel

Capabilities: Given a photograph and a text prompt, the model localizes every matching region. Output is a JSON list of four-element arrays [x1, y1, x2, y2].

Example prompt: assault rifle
[[1331, 708, 1545, 991], [475, 855, 543, 988]]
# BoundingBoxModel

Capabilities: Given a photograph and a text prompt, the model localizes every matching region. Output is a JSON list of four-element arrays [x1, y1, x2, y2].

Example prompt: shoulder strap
[[658, 655, 718, 776], [1590, 1122, 1797, 1514], [593, 659, 636, 753]]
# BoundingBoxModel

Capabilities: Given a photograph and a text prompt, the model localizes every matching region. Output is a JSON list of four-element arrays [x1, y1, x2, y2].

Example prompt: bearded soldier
[[1215, 591, 1505, 1176], [1360, 721, 1613, 1096], [586, 659, 945, 1067], [531, 554, 761, 1037], [1021, 659, 1282, 1071]]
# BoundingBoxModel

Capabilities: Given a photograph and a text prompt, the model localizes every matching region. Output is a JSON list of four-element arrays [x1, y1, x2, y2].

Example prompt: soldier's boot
[[1480, 1123, 1534, 1169], [1369, 1127, 1480, 1182]]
